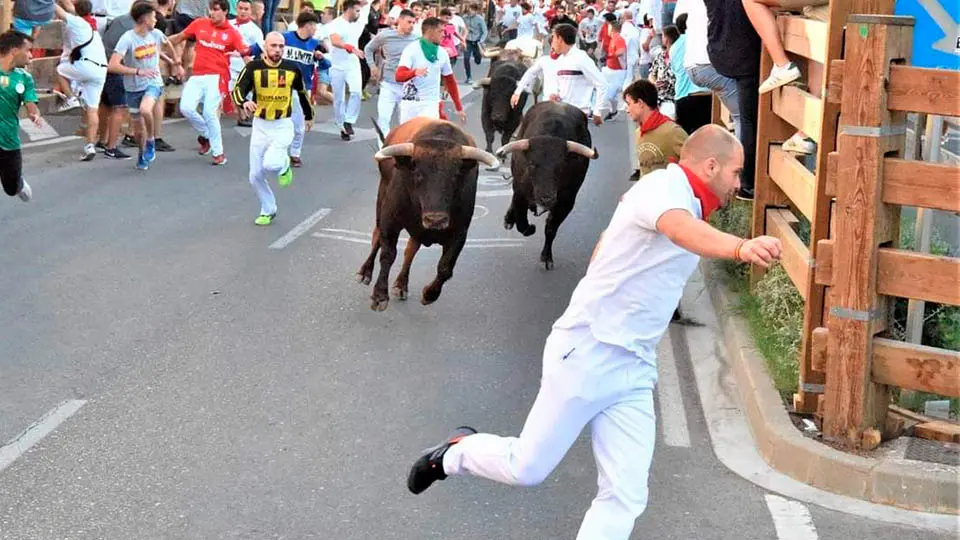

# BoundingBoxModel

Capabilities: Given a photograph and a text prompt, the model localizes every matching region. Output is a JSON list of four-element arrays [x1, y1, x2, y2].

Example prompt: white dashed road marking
[[0, 400, 87, 474], [312, 228, 525, 249], [765, 494, 818, 540], [656, 331, 692, 447], [269, 208, 332, 249]]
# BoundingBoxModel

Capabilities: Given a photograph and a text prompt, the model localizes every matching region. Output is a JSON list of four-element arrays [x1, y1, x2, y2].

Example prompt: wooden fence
[[741, 0, 960, 448]]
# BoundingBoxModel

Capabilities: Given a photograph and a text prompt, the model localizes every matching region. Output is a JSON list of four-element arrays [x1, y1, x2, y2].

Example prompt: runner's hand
[[592, 114, 603, 125], [28, 111, 41, 126], [456, 109, 466, 124], [139, 68, 160, 78], [370, 66, 380, 81], [414, 67, 428, 76], [305, 120, 313, 131], [354, 48, 365, 59], [510, 93, 520, 108], [172, 65, 185, 79], [243, 100, 257, 114], [738, 236, 782, 268]]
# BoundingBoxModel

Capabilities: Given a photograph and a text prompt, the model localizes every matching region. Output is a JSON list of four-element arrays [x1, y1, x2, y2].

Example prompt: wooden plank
[[815, 239, 833, 286], [888, 65, 960, 117], [826, 59, 843, 104], [873, 338, 960, 396], [32, 20, 64, 50], [778, 15, 828, 64], [811, 327, 829, 372], [889, 403, 930, 424], [825, 151, 837, 197], [771, 85, 823, 144], [769, 145, 817, 221], [877, 249, 960, 305], [1, 0, 13, 32], [914, 421, 960, 443], [26, 56, 63, 89], [823, 20, 911, 447], [882, 159, 960, 213], [765, 209, 811, 300]]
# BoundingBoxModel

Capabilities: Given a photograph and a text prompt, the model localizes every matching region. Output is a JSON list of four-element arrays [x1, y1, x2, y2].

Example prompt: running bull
[[478, 54, 528, 154], [357, 117, 500, 311], [496, 101, 598, 270]]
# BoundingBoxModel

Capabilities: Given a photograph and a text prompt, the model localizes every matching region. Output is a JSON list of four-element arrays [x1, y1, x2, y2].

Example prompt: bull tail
[[371, 116, 387, 148]]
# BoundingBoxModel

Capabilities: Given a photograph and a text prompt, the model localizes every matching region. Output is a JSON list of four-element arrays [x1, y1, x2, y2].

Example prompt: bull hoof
[[504, 215, 515, 230], [421, 286, 441, 305], [370, 294, 390, 311], [392, 286, 408, 300], [521, 224, 537, 237], [356, 272, 372, 285], [540, 252, 554, 270]]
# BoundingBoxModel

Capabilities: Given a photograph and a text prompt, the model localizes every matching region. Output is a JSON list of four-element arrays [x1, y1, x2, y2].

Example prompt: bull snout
[[422, 212, 451, 230]]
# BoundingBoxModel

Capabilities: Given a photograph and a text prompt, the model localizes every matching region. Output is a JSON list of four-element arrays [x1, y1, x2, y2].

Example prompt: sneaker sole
[[759, 72, 802, 94], [407, 426, 477, 495]]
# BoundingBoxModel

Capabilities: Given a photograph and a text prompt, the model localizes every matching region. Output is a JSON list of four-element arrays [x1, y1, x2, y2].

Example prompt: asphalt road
[[1, 79, 955, 540]]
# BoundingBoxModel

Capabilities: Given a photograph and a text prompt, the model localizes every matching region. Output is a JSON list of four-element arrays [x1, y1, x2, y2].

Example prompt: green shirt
[[0, 68, 38, 151]]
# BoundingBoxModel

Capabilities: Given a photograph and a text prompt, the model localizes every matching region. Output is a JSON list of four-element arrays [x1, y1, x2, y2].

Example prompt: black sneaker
[[95, 141, 107, 152], [344, 122, 354, 136], [104, 147, 133, 160], [407, 426, 476, 495], [121, 135, 138, 148], [604, 111, 618, 121], [628, 169, 640, 182], [340, 128, 351, 141], [154, 138, 175, 152], [736, 187, 755, 201]]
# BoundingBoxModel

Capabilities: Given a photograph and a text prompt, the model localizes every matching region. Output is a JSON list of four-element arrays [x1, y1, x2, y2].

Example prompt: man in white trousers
[[407, 125, 784, 540], [364, 8, 418, 135], [619, 10, 640, 89], [169, 0, 248, 165], [232, 32, 313, 226], [327, 0, 365, 141], [600, 17, 627, 119], [395, 17, 465, 124]]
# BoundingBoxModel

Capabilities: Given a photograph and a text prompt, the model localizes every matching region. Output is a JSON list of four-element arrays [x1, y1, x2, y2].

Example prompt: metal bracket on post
[[829, 306, 883, 321], [802, 383, 826, 394], [838, 125, 907, 137]]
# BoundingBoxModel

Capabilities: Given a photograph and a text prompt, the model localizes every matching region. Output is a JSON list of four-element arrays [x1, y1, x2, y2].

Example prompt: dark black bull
[[496, 102, 599, 270], [357, 117, 500, 311], [479, 59, 528, 154]]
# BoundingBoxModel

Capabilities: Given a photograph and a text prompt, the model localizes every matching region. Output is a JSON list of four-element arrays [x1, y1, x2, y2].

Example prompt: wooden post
[[823, 14, 913, 447], [1, 0, 13, 32]]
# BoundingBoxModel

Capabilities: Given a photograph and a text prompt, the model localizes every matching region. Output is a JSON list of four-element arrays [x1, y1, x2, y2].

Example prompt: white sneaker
[[782, 132, 816, 154], [57, 96, 81, 112], [759, 62, 801, 94], [18, 181, 32, 202]]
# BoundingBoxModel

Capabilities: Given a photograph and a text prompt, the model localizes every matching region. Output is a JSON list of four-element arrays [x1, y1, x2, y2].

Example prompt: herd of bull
[[356, 51, 600, 312]]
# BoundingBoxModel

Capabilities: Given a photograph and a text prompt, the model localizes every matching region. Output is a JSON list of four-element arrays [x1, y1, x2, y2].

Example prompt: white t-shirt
[[388, 4, 404, 21], [398, 40, 452, 102], [639, 26, 653, 64], [620, 20, 640, 63], [553, 164, 701, 359], [516, 13, 537, 38], [515, 46, 607, 116], [326, 16, 364, 70], [451, 14, 466, 36], [501, 4, 522, 27], [638, 0, 663, 30], [230, 19, 264, 75], [62, 13, 107, 64], [679, 0, 710, 67]]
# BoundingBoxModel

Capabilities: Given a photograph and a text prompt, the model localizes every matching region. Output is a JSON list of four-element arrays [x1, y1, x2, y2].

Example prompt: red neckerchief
[[236, 15, 252, 24], [678, 164, 721, 220], [639, 109, 672, 135]]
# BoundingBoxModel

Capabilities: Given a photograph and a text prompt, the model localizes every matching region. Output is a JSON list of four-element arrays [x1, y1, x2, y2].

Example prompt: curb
[[700, 261, 959, 515]]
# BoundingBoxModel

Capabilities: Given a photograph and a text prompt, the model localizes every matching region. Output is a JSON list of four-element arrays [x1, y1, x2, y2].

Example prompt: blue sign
[[895, 0, 960, 70]]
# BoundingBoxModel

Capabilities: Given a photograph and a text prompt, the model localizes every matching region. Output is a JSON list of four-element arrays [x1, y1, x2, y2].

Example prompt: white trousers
[[249, 116, 294, 216], [622, 55, 640, 90], [180, 74, 224, 156], [57, 60, 107, 108], [330, 66, 362, 127], [376, 81, 403, 135], [398, 99, 440, 125], [291, 96, 306, 158], [602, 67, 627, 113], [443, 326, 658, 540]]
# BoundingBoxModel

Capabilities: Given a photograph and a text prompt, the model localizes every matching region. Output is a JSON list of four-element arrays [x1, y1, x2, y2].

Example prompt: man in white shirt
[[230, 0, 264, 127], [499, 0, 522, 41], [510, 23, 606, 123], [327, 0, 366, 140], [54, 0, 109, 162], [395, 16, 465, 124], [673, 0, 740, 138], [514, 2, 538, 40], [619, 10, 640, 88], [406, 125, 783, 540]]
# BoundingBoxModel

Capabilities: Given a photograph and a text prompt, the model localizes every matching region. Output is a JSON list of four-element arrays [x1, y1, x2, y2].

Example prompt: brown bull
[[357, 117, 500, 311]]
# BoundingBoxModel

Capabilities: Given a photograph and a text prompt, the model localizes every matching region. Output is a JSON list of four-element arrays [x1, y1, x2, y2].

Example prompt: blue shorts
[[13, 18, 49, 35], [125, 85, 164, 114], [318, 69, 331, 86]]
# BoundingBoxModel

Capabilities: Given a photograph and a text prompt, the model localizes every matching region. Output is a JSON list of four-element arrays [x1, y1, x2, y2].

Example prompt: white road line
[[311, 231, 524, 248], [268, 208, 332, 249], [21, 135, 82, 149], [0, 400, 87, 473], [764, 494, 818, 540], [476, 188, 514, 198], [657, 331, 692, 447]]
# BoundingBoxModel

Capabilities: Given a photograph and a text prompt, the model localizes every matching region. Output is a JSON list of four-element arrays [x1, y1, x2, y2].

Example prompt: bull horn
[[478, 77, 492, 87], [566, 141, 599, 159], [495, 139, 530, 156], [374, 142, 416, 161], [460, 146, 500, 168], [482, 48, 502, 58]]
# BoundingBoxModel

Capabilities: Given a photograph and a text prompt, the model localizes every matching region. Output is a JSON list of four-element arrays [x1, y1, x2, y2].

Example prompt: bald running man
[[407, 125, 782, 540]]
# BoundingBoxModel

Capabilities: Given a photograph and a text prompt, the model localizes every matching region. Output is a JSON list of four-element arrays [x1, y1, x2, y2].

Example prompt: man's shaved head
[[264, 31, 285, 62], [265, 31, 285, 44], [680, 125, 744, 205]]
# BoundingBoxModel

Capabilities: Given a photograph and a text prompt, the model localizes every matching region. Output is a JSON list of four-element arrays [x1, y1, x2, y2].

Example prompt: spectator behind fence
[[670, 12, 712, 135], [624, 78, 687, 180], [13, 0, 56, 38], [647, 24, 677, 118]]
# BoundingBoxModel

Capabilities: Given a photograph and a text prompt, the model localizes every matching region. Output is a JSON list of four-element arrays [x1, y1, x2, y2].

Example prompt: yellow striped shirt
[[232, 57, 315, 121]]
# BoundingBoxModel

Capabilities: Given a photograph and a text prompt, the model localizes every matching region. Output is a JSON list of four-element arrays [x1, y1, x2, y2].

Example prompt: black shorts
[[174, 12, 196, 33], [100, 73, 126, 108], [0, 148, 23, 197]]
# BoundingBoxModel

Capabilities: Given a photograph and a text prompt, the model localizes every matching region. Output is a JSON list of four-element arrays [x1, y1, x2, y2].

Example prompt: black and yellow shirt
[[232, 57, 314, 122]]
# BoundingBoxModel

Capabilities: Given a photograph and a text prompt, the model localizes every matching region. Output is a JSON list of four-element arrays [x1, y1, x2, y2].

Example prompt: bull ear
[[393, 155, 414, 169]]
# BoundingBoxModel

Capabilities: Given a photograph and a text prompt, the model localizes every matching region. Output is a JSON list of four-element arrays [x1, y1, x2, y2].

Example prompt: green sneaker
[[278, 158, 293, 188], [254, 212, 276, 226]]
